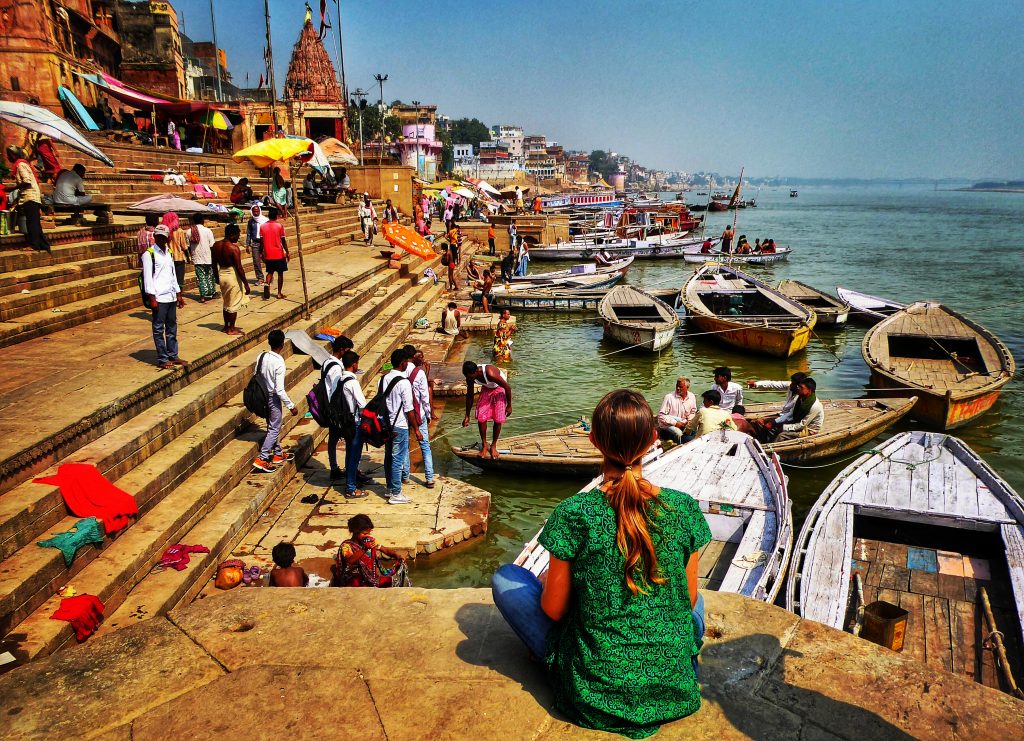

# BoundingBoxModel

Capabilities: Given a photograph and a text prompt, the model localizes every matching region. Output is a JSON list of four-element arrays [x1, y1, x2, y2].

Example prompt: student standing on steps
[[189, 213, 217, 302], [245, 204, 267, 287], [260, 207, 289, 300], [253, 330, 298, 473], [325, 341, 370, 499], [142, 224, 187, 370], [382, 349, 422, 505], [402, 345, 436, 489]]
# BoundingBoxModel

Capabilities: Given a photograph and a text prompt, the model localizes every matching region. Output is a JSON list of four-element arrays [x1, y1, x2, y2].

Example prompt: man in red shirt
[[259, 207, 289, 299]]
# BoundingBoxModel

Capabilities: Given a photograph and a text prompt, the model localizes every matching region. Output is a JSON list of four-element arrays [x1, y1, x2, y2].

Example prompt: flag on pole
[[257, 73, 265, 90], [318, 0, 331, 40]]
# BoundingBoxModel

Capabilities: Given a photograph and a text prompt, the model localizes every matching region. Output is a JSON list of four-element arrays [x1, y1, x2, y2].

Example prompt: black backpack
[[307, 358, 340, 429], [359, 375, 409, 448], [243, 352, 270, 419], [330, 375, 359, 439]]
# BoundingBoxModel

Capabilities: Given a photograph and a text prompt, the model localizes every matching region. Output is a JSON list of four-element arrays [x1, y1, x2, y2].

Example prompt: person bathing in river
[[462, 360, 512, 459], [491, 389, 711, 738], [478, 269, 494, 313], [492, 309, 515, 362]]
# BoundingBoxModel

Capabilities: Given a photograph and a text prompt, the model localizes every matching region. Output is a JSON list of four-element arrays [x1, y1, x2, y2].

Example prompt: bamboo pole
[[980, 586, 1024, 699], [289, 164, 311, 319]]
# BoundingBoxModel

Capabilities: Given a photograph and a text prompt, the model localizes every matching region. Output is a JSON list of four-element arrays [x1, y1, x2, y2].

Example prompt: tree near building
[[438, 117, 490, 175], [588, 150, 618, 180]]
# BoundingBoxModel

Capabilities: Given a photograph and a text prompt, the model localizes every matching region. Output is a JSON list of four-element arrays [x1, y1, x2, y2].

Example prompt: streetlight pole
[[209, 0, 223, 102], [373, 73, 388, 151], [350, 88, 367, 166], [412, 99, 420, 178], [264, 0, 278, 131]]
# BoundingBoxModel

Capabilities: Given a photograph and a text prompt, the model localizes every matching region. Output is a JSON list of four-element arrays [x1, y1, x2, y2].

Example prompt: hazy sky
[[175, 0, 1023, 179]]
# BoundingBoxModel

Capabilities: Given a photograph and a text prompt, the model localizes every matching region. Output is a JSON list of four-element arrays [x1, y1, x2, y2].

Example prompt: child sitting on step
[[269, 542, 307, 587]]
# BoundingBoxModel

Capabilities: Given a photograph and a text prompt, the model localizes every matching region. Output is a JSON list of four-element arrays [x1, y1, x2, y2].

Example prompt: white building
[[453, 143, 474, 164], [492, 124, 524, 163]]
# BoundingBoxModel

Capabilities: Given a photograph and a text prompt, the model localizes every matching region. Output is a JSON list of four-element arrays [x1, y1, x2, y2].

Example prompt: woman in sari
[[334, 514, 409, 588], [493, 309, 515, 362], [271, 167, 290, 218]]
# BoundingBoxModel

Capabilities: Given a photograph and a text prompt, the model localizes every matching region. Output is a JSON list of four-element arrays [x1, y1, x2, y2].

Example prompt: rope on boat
[[780, 449, 881, 469]]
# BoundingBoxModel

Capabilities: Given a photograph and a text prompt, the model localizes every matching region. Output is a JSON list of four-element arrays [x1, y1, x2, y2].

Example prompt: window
[[10, 77, 19, 91]]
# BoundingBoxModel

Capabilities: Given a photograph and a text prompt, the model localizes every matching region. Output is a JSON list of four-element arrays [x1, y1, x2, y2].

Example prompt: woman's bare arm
[[541, 556, 572, 621]]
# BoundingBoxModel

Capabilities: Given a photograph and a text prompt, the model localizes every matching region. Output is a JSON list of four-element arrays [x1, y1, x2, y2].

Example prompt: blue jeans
[[151, 301, 179, 363], [260, 395, 284, 459], [402, 418, 434, 484], [384, 425, 410, 496], [491, 564, 706, 677], [345, 428, 364, 494]]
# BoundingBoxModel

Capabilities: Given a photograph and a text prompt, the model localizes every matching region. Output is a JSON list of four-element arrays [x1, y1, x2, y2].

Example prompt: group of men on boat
[[657, 367, 824, 446], [704, 225, 779, 255]]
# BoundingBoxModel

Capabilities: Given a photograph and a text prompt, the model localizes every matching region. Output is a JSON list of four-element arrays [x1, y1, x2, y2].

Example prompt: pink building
[[394, 104, 442, 181]]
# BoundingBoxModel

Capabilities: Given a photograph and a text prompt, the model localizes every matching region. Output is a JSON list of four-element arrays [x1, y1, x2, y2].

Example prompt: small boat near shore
[[509, 256, 633, 284], [516, 430, 793, 602], [683, 262, 816, 358], [682, 247, 793, 264], [836, 286, 906, 325], [786, 431, 1024, 694], [486, 271, 623, 295], [599, 284, 680, 352], [487, 286, 680, 313], [777, 280, 849, 326], [530, 235, 717, 261], [743, 397, 918, 462], [451, 420, 663, 476], [862, 301, 1016, 429]]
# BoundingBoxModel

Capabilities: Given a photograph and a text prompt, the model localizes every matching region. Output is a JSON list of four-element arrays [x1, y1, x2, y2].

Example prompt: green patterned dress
[[539, 486, 712, 738]]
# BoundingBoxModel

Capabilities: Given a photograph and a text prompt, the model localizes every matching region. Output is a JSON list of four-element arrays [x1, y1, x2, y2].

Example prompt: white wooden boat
[[682, 247, 793, 264], [516, 430, 793, 603], [777, 280, 849, 326], [486, 271, 623, 295], [530, 235, 717, 261], [836, 286, 906, 325], [598, 284, 680, 352], [862, 301, 1016, 429], [488, 287, 680, 314], [510, 256, 633, 283], [786, 431, 1024, 693], [683, 262, 816, 357]]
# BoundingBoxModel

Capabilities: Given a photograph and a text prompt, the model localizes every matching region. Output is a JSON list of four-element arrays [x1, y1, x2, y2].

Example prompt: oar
[[980, 586, 1024, 699]]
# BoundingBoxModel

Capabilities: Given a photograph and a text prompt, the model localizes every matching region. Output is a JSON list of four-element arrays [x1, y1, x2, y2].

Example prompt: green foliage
[[351, 104, 401, 143], [447, 118, 491, 154], [588, 150, 617, 179]]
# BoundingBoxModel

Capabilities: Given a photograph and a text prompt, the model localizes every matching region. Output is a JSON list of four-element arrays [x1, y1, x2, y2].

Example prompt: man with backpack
[[373, 349, 421, 504], [141, 224, 186, 370], [324, 342, 370, 499], [402, 345, 435, 489], [252, 330, 298, 472]]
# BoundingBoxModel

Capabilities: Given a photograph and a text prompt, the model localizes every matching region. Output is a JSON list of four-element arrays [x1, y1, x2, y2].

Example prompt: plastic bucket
[[861, 600, 909, 652]]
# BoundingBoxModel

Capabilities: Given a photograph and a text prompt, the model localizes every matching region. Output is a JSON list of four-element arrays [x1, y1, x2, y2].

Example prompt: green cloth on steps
[[37, 517, 105, 566]]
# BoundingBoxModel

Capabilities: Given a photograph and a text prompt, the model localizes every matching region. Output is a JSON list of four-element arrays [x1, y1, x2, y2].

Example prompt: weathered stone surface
[[132, 666, 384, 740], [0, 618, 224, 739]]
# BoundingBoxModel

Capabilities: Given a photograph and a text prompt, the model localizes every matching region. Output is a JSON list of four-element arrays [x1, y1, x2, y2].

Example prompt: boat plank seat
[[1003, 524, 1024, 640], [718, 509, 778, 597], [802, 502, 854, 626]]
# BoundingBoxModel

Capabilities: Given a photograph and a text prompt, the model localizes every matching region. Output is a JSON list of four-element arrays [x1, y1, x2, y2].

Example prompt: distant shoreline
[[951, 187, 1024, 193]]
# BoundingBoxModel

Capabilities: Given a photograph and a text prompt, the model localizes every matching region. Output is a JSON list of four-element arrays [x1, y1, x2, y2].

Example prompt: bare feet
[[277, 292, 286, 299], [478, 446, 491, 459], [490, 443, 501, 459], [226, 328, 243, 336]]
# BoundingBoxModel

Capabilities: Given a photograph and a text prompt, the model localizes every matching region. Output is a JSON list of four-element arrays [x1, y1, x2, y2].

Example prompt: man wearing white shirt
[[657, 377, 698, 443], [402, 345, 435, 489], [710, 366, 743, 413], [189, 213, 217, 302], [325, 344, 371, 498], [253, 330, 298, 472], [381, 349, 422, 504], [141, 225, 186, 370]]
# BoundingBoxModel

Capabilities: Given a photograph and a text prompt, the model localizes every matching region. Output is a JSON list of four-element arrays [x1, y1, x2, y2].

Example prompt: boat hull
[[688, 314, 811, 358], [683, 248, 792, 264], [451, 449, 600, 477], [602, 321, 676, 352], [868, 370, 1008, 430], [531, 236, 717, 261]]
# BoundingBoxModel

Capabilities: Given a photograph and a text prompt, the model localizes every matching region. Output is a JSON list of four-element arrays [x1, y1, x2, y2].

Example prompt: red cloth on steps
[[33, 463, 138, 535], [158, 544, 210, 571], [50, 594, 105, 641]]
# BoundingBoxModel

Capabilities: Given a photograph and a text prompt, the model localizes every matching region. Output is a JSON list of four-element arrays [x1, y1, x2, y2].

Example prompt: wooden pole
[[980, 586, 1024, 699], [289, 164, 311, 319]]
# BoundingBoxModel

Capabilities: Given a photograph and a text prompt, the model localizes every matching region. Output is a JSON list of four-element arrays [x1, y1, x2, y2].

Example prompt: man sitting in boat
[[735, 235, 752, 255], [683, 389, 738, 438], [747, 372, 808, 443], [656, 377, 698, 444], [761, 239, 777, 254], [730, 405, 757, 437], [772, 378, 824, 442], [710, 366, 744, 413], [700, 239, 714, 254]]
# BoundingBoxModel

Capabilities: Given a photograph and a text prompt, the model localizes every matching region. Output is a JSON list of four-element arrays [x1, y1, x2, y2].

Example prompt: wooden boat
[[836, 286, 905, 325], [777, 280, 849, 326], [682, 247, 793, 264], [451, 419, 662, 476], [516, 430, 793, 603], [683, 262, 816, 358], [786, 431, 1024, 694], [486, 271, 623, 295], [509, 256, 633, 283], [790, 190, 798, 197], [488, 286, 679, 314], [862, 301, 1016, 429], [743, 397, 918, 463], [529, 235, 716, 261], [598, 284, 680, 352]]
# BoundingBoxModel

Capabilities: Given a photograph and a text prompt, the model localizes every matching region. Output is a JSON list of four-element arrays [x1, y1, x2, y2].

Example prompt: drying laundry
[[156, 544, 211, 571], [33, 463, 138, 535], [37, 517, 104, 566], [50, 594, 105, 641]]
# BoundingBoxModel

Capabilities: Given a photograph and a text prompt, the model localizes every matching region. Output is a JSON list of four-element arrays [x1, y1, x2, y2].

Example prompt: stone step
[[2, 278, 441, 661], [0, 266, 139, 322], [0, 255, 132, 297], [0, 237, 136, 273], [98, 283, 444, 637]]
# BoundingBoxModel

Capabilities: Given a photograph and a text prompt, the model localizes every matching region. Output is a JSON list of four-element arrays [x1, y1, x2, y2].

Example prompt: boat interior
[[886, 334, 987, 375], [847, 514, 1023, 694]]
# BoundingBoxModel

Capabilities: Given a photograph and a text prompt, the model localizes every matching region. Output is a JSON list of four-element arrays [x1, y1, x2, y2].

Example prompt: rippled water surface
[[412, 186, 1024, 588]]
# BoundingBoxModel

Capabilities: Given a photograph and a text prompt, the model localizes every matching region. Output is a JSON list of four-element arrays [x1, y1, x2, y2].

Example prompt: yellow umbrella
[[232, 137, 317, 317], [232, 138, 313, 169]]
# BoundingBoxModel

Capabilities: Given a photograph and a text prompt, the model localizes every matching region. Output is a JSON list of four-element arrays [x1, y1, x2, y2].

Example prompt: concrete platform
[[1, 588, 1020, 740]]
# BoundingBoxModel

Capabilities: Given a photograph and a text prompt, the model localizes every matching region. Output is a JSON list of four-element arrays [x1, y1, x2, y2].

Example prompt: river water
[[412, 186, 1024, 588]]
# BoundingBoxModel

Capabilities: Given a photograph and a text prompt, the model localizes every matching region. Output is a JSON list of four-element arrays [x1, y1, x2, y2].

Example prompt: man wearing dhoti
[[212, 223, 251, 336]]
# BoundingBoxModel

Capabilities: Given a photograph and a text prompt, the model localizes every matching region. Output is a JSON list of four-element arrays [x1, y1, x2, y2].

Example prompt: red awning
[[75, 72, 234, 117]]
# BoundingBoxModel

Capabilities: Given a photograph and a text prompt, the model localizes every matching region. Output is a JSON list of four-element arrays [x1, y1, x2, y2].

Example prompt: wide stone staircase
[[0, 142, 442, 668]]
